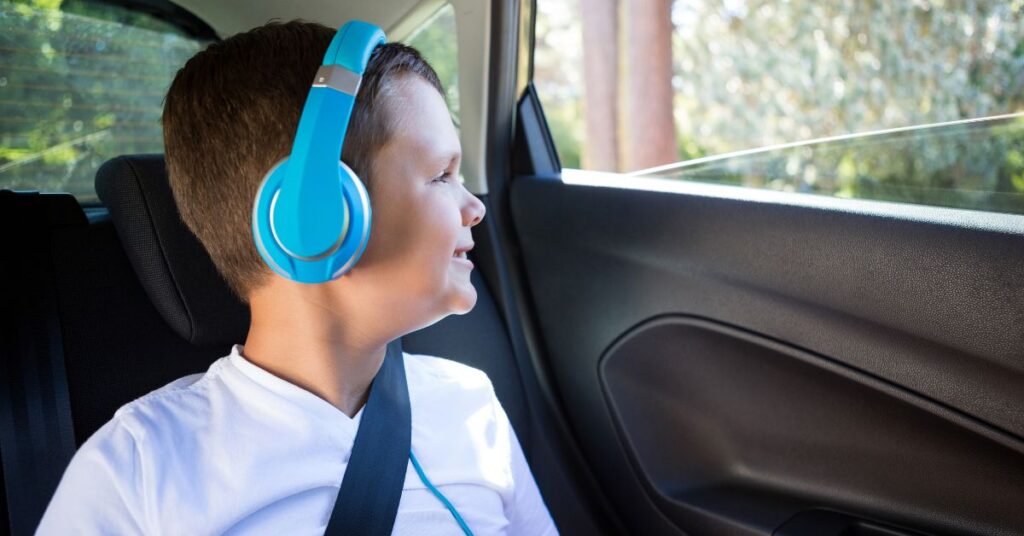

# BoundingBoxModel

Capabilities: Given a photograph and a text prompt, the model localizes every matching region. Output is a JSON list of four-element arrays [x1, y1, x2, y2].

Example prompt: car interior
[[3, 0, 1024, 535]]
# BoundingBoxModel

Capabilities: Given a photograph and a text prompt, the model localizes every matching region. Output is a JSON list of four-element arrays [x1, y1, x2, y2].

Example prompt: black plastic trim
[[510, 172, 1024, 535], [512, 83, 561, 176], [481, 1, 627, 534], [599, 314, 1024, 535], [92, 0, 218, 40]]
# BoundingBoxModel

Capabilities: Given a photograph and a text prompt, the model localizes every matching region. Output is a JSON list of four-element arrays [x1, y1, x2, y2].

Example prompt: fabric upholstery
[[95, 155, 250, 345]]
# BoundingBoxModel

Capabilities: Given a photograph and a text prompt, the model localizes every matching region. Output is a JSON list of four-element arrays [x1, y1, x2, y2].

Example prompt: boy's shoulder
[[95, 359, 222, 451], [117, 372, 210, 414], [403, 350, 487, 379], [402, 352, 500, 409], [403, 351, 490, 384], [111, 363, 216, 422], [42, 360, 224, 524]]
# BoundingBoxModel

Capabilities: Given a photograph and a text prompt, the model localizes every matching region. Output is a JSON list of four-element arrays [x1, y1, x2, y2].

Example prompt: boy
[[37, 20, 558, 535]]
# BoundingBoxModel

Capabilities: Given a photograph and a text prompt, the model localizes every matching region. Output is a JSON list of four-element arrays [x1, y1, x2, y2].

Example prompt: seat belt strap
[[323, 338, 410, 535], [0, 191, 78, 536]]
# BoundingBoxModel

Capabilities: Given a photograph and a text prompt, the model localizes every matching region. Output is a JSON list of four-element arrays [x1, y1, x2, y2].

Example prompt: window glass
[[0, 0, 206, 203], [406, 3, 460, 127], [534, 0, 1024, 215]]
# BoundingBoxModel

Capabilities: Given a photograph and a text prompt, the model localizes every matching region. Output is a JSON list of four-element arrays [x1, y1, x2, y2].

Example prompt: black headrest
[[95, 154, 249, 346]]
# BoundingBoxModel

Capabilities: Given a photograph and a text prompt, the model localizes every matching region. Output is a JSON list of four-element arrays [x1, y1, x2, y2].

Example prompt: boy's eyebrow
[[441, 152, 461, 168]]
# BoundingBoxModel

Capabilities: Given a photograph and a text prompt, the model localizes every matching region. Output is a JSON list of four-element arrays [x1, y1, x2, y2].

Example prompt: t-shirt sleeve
[[497, 400, 559, 536], [36, 417, 148, 535]]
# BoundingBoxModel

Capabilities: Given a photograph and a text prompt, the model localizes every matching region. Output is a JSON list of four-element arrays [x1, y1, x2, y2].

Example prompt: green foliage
[[665, 116, 1024, 213], [0, 0, 204, 202], [407, 4, 460, 126], [2, 0, 462, 203], [544, 102, 581, 169], [533, 0, 584, 170], [535, 0, 1024, 214]]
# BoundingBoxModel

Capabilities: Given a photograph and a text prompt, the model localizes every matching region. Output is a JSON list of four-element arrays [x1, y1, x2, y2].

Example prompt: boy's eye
[[432, 172, 451, 184]]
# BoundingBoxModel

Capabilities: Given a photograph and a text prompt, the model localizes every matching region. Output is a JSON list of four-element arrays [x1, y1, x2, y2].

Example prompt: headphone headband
[[324, 21, 387, 71], [252, 21, 385, 283], [271, 21, 385, 261]]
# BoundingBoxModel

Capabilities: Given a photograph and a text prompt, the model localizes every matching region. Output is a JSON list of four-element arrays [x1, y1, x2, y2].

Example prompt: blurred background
[[3, 0, 1024, 214], [534, 0, 1024, 214]]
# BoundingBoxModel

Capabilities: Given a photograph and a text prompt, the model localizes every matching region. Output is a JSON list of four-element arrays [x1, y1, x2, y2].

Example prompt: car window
[[0, 0, 207, 204], [405, 3, 460, 128], [533, 0, 1024, 215]]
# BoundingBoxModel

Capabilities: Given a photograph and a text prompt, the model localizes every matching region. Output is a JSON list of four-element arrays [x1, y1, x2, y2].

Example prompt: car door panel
[[508, 174, 1024, 535]]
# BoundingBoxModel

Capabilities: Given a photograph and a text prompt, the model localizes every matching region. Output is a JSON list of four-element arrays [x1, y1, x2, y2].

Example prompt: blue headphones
[[252, 21, 386, 284]]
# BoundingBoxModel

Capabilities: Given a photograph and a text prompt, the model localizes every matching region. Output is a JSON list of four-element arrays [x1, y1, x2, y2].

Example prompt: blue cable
[[409, 450, 474, 536]]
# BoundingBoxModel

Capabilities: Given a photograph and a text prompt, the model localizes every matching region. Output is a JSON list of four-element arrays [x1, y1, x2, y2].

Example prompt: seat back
[[1, 154, 531, 533]]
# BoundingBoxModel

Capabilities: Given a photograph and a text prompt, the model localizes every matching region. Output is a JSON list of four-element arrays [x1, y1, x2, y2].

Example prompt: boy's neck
[[240, 281, 399, 419]]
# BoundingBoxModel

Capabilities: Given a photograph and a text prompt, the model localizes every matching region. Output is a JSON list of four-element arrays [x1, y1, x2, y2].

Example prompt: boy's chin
[[447, 287, 478, 316]]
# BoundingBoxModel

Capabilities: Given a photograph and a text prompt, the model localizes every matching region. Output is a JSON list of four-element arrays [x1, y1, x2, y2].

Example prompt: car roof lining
[[172, 0, 434, 43]]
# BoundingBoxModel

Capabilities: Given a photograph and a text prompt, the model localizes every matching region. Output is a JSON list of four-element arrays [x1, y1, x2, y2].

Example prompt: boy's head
[[163, 20, 485, 320]]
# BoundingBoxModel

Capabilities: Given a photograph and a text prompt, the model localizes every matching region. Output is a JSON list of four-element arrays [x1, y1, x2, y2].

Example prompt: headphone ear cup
[[251, 158, 372, 284]]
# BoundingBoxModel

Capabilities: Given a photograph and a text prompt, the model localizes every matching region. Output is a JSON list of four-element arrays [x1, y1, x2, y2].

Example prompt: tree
[[534, 0, 1024, 213], [620, 0, 676, 171], [580, 0, 618, 171], [0, 0, 203, 201]]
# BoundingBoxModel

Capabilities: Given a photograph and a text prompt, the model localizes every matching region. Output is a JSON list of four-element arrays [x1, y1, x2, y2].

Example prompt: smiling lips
[[452, 243, 474, 268]]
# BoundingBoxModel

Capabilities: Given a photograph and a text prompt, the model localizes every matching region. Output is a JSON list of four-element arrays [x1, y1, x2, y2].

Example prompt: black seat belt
[[323, 337, 411, 535], [0, 191, 79, 536]]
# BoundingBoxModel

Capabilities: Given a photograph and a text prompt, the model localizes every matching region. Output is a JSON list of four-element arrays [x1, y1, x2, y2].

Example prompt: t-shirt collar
[[226, 344, 365, 429]]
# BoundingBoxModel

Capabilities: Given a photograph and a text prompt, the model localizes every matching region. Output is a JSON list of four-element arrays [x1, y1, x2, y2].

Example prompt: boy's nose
[[463, 192, 486, 227]]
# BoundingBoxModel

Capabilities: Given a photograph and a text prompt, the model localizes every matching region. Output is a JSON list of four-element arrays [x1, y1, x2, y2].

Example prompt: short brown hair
[[162, 20, 444, 303]]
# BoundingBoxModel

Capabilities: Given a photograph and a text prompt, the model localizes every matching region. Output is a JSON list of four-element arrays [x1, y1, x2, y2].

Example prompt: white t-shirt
[[37, 345, 558, 535]]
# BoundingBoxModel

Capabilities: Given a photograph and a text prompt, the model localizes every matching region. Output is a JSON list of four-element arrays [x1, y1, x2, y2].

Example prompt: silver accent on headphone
[[330, 161, 372, 279], [312, 65, 362, 96], [252, 159, 292, 279]]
